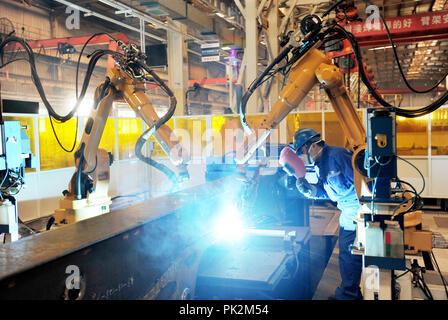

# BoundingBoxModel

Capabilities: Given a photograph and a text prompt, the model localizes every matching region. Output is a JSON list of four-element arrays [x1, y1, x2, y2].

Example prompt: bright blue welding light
[[214, 205, 245, 242]]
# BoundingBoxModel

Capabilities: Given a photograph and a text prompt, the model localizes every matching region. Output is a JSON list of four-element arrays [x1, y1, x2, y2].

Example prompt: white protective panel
[[430, 157, 448, 199], [397, 157, 429, 198]]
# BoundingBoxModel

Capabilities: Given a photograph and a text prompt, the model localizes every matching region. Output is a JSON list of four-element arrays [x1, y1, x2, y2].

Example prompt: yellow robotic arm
[[55, 42, 189, 224], [236, 13, 434, 258], [236, 45, 368, 197]]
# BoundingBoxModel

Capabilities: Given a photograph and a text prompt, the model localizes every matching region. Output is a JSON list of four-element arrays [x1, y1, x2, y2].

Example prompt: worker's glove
[[296, 178, 317, 198], [279, 174, 297, 191]]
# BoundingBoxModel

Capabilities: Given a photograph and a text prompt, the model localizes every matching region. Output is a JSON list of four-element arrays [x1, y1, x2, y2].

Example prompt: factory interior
[[1, 0, 448, 302]]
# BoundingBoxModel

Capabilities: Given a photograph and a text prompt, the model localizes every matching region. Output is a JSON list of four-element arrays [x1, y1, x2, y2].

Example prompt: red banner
[[343, 10, 448, 46], [345, 10, 448, 36]]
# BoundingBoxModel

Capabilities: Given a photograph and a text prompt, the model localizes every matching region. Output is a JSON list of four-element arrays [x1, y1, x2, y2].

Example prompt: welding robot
[[54, 40, 190, 225], [234, 3, 443, 300]]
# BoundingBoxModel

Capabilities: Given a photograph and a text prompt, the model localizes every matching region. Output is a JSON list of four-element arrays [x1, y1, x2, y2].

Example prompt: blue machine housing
[[0, 121, 36, 190], [0, 122, 23, 170], [366, 108, 397, 179]]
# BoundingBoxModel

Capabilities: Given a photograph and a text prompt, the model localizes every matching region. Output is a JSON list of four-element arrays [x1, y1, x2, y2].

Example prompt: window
[[39, 117, 79, 170], [431, 108, 448, 155], [396, 116, 428, 156]]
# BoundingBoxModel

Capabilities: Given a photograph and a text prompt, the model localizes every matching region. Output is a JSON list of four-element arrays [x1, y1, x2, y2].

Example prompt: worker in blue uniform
[[291, 128, 363, 300]]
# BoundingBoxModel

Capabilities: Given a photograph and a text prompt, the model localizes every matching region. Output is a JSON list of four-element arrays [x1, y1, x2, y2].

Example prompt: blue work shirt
[[306, 145, 360, 231]]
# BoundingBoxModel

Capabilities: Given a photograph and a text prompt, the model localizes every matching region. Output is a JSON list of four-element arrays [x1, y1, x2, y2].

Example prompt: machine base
[[54, 197, 112, 224]]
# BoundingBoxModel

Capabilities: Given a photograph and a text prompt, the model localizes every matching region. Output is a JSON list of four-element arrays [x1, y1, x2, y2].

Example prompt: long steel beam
[[0, 178, 238, 300]]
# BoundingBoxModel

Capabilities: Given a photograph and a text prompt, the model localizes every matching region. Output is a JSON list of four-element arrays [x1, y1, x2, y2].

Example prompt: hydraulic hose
[[134, 61, 178, 184], [331, 25, 448, 118], [239, 45, 293, 134], [0, 35, 122, 122]]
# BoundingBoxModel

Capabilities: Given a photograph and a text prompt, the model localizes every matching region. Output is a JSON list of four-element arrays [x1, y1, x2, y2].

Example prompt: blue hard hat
[[293, 128, 321, 152]]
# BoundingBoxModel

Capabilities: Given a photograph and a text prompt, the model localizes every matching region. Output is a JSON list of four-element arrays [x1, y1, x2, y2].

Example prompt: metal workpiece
[[195, 227, 311, 299], [0, 177, 240, 300]]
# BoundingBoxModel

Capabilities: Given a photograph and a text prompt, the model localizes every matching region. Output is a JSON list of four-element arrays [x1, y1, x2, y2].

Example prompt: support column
[[267, 0, 280, 112], [167, 21, 189, 116], [245, 0, 259, 114]]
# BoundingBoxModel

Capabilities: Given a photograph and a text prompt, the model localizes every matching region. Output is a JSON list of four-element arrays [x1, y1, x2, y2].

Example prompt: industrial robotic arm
[[236, 14, 368, 198], [236, 9, 442, 298], [55, 41, 190, 224]]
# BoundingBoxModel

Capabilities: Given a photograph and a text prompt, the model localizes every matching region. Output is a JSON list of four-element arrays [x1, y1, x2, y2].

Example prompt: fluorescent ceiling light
[[369, 46, 392, 51]]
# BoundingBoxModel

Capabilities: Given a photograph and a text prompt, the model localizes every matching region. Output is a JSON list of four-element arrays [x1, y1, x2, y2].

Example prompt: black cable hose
[[0, 34, 179, 183], [407, 268, 433, 300], [330, 0, 448, 95], [48, 115, 79, 153], [239, 45, 293, 133], [359, 0, 448, 94], [0, 34, 121, 152], [419, 271, 434, 300], [49, 49, 120, 152], [239, 37, 322, 131], [0, 36, 122, 122], [75, 33, 118, 100], [322, 0, 348, 18], [239, 17, 448, 120], [377, 11, 448, 94], [134, 138, 177, 184], [134, 62, 178, 184], [332, 25, 448, 118]]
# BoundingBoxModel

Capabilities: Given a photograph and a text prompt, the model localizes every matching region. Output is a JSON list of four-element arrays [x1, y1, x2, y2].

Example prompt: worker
[[290, 128, 362, 300]]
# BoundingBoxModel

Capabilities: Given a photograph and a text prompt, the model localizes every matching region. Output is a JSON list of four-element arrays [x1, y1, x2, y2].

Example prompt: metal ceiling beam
[[52, 0, 167, 42], [3, 33, 130, 51]]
